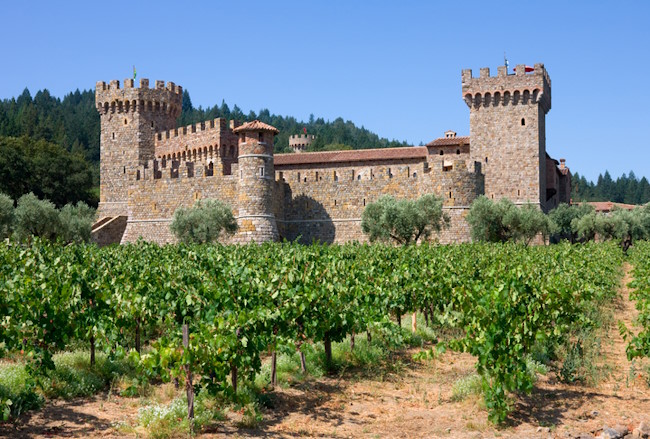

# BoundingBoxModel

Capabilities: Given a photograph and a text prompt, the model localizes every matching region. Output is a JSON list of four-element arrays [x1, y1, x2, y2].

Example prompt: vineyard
[[1, 238, 640, 434]]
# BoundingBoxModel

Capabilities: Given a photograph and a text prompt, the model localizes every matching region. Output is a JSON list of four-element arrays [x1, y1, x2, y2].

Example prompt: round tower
[[289, 133, 315, 153], [95, 78, 182, 218], [234, 120, 279, 242]]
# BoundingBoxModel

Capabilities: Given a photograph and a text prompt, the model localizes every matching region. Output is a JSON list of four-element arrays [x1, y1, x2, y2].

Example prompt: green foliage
[[320, 143, 353, 151], [467, 196, 551, 244], [572, 170, 650, 205], [0, 363, 44, 420], [626, 242, 650, 360], [361, 194, 449, 245], [0, 136, 96, 207], [0, 240, 625, 424], [58, 202, 95, 244], [170, 199, 237, 244], [0, 192, 14, 239], [14, 193, 60, 240], [549, 203, 594, 243]]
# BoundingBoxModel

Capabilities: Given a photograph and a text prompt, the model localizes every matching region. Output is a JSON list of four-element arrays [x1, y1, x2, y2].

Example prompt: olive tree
[[14, 193, 60, 241], [170, 199, 238, 244], [0, 192, 14, 239], [467, 196, 552, 244], [59, 202, 96, 244], [361, 194, 449, 245]]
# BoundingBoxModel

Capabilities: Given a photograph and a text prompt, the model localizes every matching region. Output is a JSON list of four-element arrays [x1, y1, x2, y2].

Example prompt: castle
[[91, 63, 571, 246]]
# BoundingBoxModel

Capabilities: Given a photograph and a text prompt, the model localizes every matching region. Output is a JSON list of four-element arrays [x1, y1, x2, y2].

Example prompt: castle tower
[[289, 133, 315, 153], [462, 63, 552, 210], [234, 120, 279, 242], [95, 78, 182, 218]]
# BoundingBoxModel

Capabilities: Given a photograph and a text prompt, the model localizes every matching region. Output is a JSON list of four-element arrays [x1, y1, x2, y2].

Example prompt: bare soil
[[2, 264, 649, 439]]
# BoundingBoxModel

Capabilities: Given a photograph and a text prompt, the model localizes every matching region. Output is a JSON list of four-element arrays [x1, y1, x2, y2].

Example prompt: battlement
[[289, 134, 316, 142], [95, 78, 183, 117], [156, 118, 229, 143], [133, 158, 238, 182], [95, 78, 183, 95], [461, 63, 551, 113]]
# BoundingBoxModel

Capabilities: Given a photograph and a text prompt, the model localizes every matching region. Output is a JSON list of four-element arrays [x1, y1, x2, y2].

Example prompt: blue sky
[[1, 0, 648, 182]]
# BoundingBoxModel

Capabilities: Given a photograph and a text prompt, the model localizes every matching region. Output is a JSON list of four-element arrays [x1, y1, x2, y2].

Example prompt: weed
[[451, 373, 482, 402]]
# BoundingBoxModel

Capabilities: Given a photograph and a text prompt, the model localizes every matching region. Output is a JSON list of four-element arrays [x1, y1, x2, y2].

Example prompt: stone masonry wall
[[276, 156, 483, 244], [122, 161, 239, 244]]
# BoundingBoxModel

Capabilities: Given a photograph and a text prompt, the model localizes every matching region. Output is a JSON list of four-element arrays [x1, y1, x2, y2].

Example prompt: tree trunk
[[367, 330, 372, 343], [90, 333, 95, 367], [231, 365, 238, 394], [299, 350, 307, 374], [396, 312, 401, 328], [424, 311, 429, 327], [182, 324, 194, 424], [271, 352, 277, 388], [350, 332, 355, 350], [411, 312, 417, 334], [324, 332, 332, 371], [135, 317, 141, 354]]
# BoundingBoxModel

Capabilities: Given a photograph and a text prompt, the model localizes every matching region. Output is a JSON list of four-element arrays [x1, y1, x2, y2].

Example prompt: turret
[[462, 63, 552, 210], [234, 120, 279, 242], [289, 133, 315, 153], [95, 78, 182, 218]]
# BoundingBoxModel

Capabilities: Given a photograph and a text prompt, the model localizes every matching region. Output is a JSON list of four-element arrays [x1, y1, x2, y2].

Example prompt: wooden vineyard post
[[411, 312, 417, 334], [182, 324, 195, 425], [350, 331, 355, 350], [271, 352, 277, 388]]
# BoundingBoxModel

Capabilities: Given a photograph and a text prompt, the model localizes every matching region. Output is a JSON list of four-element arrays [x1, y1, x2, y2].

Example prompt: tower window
[[112, 132, 115, 140], [449, 191, 452, 199], [521, 118, 525, 126], [485, 157, 488, 163], [440, 150, 444, 155], [259, 132, 264, 142], [363, 198, 366, 206], [456, 149, 460, 155], [124, 119, 127, 125], [123, 166, 126, 174], [151, 122, 154, 128], [259, 167, 265, 177]]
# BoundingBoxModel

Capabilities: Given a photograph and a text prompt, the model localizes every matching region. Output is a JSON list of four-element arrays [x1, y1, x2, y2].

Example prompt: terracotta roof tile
[[232, 120, 279, 134], [426, 136, 470, 147], [274, 146, 428, 166], [580, 201, 638, 212]]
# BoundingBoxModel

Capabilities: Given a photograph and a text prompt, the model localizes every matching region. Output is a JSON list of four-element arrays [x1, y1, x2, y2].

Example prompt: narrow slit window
[[259, 167, 265, 177], [363, 198, 366, 206]]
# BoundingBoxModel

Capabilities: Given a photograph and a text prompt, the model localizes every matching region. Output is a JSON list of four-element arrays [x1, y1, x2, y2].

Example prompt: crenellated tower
[[234, 120, 280, 242], [95, 78, 182, 218], [289, 134, 315, 153], [463, 63, 552, 210]]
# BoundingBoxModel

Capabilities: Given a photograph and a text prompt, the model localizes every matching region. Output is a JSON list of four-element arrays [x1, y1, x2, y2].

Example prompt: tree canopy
[[170, 199, 238, 244], [361, 194, 449, 245]]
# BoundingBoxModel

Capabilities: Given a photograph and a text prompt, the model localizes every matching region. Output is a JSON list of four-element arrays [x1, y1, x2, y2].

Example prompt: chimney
[[559, 158, 566, 170]]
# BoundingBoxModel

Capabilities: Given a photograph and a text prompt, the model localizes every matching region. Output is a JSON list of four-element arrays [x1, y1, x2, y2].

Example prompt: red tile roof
[[232, 120, 279, 134], [426, 136, 470, 147], [581, 201, 638, 212], [274, 146, 428, 166]]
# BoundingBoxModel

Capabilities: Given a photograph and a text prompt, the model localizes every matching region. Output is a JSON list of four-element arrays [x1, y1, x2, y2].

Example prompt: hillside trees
[[0, 136, 95, 207]]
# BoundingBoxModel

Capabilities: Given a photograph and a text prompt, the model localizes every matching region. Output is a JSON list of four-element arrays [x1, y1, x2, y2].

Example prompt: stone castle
[[91, 63, 571, 245]]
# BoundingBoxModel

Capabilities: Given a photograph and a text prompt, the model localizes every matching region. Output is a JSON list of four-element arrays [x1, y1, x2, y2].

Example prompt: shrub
[[14, 193, 60, 241], [59, 202, 95, 244], [0, 192, 14, 239], [170, 199, 237, 244], [361, 194, 449, 245], [467, 196, 552, 244]]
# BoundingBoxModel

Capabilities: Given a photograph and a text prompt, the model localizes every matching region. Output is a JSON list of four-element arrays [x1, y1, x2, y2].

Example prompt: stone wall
[[276, 156, 483, 243], [122, 160, 239, 244]]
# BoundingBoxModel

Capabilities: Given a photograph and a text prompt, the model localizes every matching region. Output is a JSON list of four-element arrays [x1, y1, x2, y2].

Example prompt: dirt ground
[[2, 264, 649, 439]]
